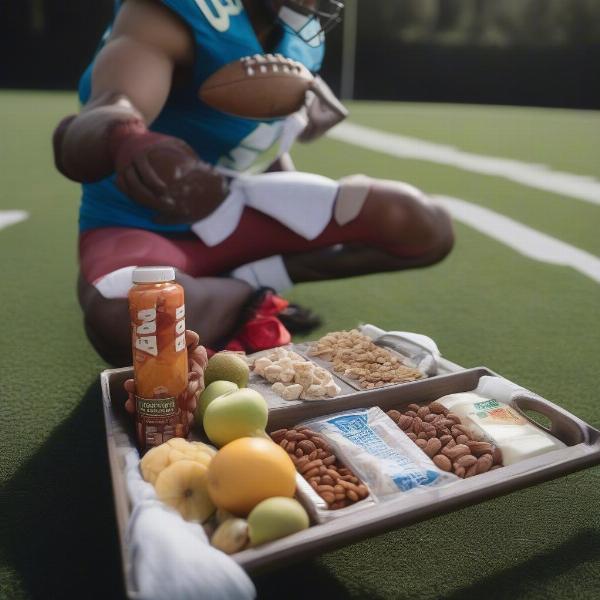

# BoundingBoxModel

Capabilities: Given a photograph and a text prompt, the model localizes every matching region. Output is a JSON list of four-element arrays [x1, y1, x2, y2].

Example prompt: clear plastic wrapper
[[301, 407, 457, 499]]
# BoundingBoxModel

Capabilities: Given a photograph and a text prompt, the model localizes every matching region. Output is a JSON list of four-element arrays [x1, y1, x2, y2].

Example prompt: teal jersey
[[78, 0, 324, 232]]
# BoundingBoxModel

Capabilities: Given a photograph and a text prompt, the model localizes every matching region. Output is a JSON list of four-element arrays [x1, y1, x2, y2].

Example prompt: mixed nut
[[309, 330, 423, 389], [271, 427, 369, 509], [386, 402, 503, 478]]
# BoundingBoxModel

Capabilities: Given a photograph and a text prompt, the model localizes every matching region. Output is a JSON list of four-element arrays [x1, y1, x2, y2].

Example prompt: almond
[[417, 406, 430, 418], [454, 454, 477, 469], [424, 413, 438, 423], [446, 413, 462, 425], [387, 409, 402, 423], [424, 437, 442, 458], [398, 415, 414, 430], [454, 465, 466, 478], [456, 434, 470, 445], [321, 491, 335, 504], [412, 416, 423, 434], [439, 434, 453, 446], [270, 429, 287, 442], [433, 454, 452, 471], [493, 447, 503, 465], [300, 459, 323, 474], [406, 432, 417, 441], [346, 489, 359, 502], [465, 464, 478, 478], [297, 439, 317, 454], [442, 443, 470, 460], [429, 402, 448, 415], [476, 454, 493, 474], [415, 438, 428, 449], [451, 424, 469, 438], [407, 403, 420, 412], [467, 441, 493, 456]]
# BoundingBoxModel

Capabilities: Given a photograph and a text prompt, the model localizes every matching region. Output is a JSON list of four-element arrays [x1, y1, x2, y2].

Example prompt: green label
[[136, 396, 176, 416], [473, 399, 501, 411]]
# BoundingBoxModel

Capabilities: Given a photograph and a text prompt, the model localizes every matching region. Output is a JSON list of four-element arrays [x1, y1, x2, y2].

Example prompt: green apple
[[247, 497, 309, 546], [194, 380, 239, 426], [203, 388, 268, 447], [204, 352, 250, 387]]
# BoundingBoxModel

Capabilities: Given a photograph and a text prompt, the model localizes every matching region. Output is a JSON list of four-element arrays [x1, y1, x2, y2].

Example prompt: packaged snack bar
[[129, 266, 189, 452], [436, 392, 566, 465], [300, 407, 456, 499]]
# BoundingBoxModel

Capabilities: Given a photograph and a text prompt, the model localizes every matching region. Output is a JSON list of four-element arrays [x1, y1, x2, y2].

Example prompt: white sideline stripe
[[0, 210, 29, 230], [435, 195, 600, 284], [329, 122, 600, 206]]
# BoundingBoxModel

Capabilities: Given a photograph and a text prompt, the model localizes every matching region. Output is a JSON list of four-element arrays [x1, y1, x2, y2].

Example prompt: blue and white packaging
[[302, 407, 457, 499]]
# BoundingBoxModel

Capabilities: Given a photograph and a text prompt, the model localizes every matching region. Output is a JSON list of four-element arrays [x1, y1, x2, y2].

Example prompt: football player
[[53, 0, 454, 366]]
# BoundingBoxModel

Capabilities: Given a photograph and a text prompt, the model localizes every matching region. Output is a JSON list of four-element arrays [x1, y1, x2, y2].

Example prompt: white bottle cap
[[132, 266, 176, 284]]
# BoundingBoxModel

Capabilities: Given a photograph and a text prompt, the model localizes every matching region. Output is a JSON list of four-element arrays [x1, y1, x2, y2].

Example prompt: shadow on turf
[[2, 379, 347, 600], [443, 528, 600, 600], [2, 379, 126, 600]]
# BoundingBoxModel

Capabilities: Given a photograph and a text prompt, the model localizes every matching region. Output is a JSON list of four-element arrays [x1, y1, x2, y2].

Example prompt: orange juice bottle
[[129, 266, 188, 452]]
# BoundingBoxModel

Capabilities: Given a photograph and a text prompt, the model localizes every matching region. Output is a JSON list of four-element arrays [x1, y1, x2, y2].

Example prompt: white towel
[[124, 450, 256, 600], [191, 170, 339, 247]]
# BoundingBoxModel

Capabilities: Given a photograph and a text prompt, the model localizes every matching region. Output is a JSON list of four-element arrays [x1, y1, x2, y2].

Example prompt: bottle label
[[136, 395, 180, 449]]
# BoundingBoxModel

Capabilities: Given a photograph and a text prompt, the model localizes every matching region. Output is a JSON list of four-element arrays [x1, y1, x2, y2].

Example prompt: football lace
[[240, 53, 305, 77]]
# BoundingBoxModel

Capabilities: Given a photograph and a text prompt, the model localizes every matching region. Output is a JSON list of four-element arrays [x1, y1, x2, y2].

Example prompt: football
[[198, 54, 314, 119]]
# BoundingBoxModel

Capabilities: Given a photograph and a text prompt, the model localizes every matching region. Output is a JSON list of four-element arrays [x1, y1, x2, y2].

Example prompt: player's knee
[[368, 179, 454, 264]]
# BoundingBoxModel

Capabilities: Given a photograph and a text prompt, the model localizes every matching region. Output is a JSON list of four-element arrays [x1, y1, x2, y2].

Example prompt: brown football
[[198, 54, 314, 119]]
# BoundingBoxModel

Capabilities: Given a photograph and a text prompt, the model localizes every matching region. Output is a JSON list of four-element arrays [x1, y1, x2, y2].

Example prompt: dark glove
[[53, 95, 229, 223], [110, 123, 229, 223], [298, 76, 349, 143]]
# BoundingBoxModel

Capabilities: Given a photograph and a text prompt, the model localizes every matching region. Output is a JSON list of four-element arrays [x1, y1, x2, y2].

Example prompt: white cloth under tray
[[124, 450, 256, 600]]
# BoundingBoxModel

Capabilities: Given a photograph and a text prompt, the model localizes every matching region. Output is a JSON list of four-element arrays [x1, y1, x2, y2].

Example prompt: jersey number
[[194, 0, 243, 32]]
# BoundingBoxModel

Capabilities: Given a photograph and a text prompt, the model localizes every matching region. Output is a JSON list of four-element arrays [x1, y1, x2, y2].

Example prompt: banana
[[140, 438, 217, 484], [211, 518, 249, 554], [154, 460, 216, 523]]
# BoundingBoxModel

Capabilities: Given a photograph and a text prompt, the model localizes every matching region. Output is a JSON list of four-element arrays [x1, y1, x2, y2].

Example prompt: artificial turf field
[[1, 90, 600, 599]]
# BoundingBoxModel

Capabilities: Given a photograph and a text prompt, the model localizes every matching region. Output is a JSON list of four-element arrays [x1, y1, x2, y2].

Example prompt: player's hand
[[113, 130, 229, 224], [124, 330, 209, 425], [298, 76, 349, 143]]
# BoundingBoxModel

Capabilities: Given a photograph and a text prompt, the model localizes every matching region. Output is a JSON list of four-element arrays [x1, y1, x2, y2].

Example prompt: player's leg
[[78, 228, 254, 366], [186, 175, 454, 282]]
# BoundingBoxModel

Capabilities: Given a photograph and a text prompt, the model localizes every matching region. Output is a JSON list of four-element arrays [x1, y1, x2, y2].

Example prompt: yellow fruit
[[248, 497, 309, 546], [211, 518, 249, 554], [204, 352, 250, 387], [140, 438, 216, 484], [207, 437, 297, 516], [154, 460, 215, 523]]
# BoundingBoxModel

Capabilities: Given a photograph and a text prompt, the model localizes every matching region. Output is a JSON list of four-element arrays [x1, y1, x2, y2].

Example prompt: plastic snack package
[[300, 407, 457, 499]]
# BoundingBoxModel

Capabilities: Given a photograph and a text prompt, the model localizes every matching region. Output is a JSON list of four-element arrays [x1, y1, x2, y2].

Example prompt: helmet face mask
[[270, 1, 344, 45]]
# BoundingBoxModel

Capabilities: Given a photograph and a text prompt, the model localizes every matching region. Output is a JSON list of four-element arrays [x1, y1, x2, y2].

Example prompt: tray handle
[[511, 393, 592, 446]]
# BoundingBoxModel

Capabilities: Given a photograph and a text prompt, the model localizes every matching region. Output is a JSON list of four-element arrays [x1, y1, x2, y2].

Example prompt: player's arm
[[53, 0, 228, 221]]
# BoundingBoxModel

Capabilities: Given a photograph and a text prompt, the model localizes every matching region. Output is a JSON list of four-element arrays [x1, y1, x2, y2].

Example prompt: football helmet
[[268, 1, 344, 45]]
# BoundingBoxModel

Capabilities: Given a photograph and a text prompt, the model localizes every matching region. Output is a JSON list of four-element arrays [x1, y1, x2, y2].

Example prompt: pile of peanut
[[271, 427, 369, 509], [386, 402, 503, 478], [309, 330, 423, 389], [253, 348, 341, 400]]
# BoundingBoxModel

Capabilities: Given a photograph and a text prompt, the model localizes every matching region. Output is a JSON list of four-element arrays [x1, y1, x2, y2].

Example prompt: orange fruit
[[207, 437, 296, 516]]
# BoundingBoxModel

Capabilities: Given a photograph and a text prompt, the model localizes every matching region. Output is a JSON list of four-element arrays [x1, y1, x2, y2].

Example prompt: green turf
[[1, 91, 599, 599]]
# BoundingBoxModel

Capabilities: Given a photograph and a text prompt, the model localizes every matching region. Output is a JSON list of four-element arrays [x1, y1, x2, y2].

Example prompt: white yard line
[[435, 195, 600, 284], [329, 122, 600, 205], [0, 210, 28, 231]]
